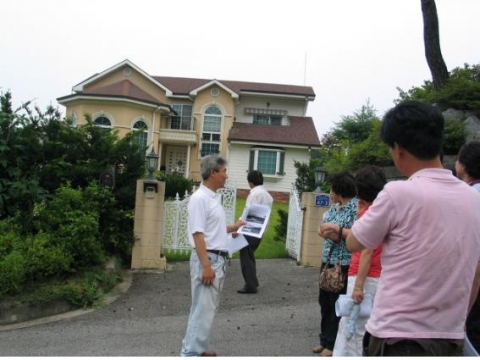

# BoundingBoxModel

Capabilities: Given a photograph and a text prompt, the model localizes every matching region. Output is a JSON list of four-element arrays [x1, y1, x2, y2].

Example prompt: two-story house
[[57, 59, 320, 198]]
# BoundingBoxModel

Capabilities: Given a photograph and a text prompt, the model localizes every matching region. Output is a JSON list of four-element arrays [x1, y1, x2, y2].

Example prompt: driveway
[[0, 258, 320, 357]]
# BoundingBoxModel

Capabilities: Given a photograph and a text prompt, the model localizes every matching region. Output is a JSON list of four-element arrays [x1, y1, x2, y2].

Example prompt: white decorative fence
[[162, 181, 237, 253], [285, 184, 304, 262]]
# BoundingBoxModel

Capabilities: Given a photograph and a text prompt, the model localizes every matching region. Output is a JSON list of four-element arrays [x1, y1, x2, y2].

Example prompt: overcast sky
[[1, 0, 479, 138]]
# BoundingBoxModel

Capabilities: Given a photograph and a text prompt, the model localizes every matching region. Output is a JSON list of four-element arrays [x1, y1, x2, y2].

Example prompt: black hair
[[457, 140, 480, 179], [355, 165, 387, 203], [380, 101, 444, 160], [329, 171, 356, 198], [247, 170, 264, 186]]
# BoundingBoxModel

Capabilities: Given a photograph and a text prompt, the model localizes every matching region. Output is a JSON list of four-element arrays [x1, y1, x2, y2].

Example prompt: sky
[[1, 0, 479, 139]]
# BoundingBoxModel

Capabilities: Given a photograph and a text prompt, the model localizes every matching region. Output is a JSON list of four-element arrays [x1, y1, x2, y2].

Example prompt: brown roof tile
[[228, 116, 320, 147], [153, 76, 315, 98], [85, 80, 164, 105]]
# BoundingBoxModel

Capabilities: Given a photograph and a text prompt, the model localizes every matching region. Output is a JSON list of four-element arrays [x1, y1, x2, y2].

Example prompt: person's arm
[[352, 249, 374, 303], [192, 232, 215, 286], [346, 230, 366, 253], [227, 219, 246, 234], [468, 262, 480, 313]]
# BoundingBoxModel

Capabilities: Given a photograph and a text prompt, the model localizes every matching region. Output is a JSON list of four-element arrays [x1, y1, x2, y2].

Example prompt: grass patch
[[164, 198, 289, 261]]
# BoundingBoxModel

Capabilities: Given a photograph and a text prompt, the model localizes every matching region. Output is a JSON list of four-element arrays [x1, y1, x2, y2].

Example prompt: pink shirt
[[352, 168, 480, 339]]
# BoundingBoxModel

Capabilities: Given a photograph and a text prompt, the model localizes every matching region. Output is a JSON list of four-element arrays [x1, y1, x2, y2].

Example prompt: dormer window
[[253, 114, 282, 126]]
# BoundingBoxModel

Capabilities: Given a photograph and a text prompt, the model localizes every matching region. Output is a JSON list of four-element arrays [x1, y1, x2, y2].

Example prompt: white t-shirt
[[352, 168, 480, 339], [246, 185, 274, 208], [187, 184, 227, 251]]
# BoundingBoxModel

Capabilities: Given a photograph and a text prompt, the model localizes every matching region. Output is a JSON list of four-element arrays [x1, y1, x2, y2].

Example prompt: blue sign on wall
[[315, 194, 330, 207]]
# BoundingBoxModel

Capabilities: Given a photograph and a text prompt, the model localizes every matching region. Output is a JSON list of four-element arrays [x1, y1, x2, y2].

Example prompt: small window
[[171, 104, 193, 130], [132, 120, 148, 149], [249, 148, 285, 176], [94, 116, 112, 128], [253, 114, 282, 126]]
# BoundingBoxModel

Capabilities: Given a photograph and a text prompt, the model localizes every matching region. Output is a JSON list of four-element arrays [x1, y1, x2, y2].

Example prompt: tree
[[421, 0, 449, 89], [318, 101, 392, 173]]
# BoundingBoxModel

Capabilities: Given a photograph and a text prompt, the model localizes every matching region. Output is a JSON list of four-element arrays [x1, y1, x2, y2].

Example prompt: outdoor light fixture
[[146, 148, 159, 180], [314, 167, 327, 193], [144, 148, 159, 194]]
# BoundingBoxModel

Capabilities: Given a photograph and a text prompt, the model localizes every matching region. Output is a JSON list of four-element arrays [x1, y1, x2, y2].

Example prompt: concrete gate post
[[299, 192, 331, 267], [131, 179, 167, 270]]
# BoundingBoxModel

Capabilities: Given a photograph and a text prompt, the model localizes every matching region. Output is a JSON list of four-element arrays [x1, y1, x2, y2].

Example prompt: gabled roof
[[65, 59, 315, 102], [83, 80, 161, 104], [153, 76, 315, 99], [228, 116, 320, 147], [72, 59, 172, 95], [57, 79, 171, 110]]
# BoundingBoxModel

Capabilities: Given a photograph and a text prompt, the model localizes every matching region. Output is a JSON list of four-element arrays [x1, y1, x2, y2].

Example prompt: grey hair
[[200, 154, 227, 180]]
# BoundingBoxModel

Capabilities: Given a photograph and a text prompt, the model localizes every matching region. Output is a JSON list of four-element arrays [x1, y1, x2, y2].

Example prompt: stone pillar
[[131, 179, 167, 270], [299, 192, 331, 267]]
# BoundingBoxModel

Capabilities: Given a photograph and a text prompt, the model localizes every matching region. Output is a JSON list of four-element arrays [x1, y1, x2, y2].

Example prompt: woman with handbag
[[313, 171, 357, 357], [331, 165, 387, 357]]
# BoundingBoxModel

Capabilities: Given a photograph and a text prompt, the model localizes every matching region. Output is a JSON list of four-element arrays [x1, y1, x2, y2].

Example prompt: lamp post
[[146, 148, 159, 180], [314, 167, 327, 193]]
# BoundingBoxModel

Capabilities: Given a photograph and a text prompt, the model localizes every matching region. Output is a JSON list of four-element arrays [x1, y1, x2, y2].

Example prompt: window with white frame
[[201, 105, 222, 156], [132, 120, 148, 150], [253, 114, 282, 126], [249, 148, 285, 176], [171, 104, 193, 130], [93, 116, 112, 129]]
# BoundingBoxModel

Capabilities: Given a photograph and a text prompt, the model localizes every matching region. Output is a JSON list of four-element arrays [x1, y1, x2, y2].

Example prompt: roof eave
[[57, 94, 172, 112]]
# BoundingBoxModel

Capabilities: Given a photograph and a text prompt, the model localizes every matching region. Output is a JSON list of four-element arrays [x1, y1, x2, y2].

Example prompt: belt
[[207, 250, 228, 257]]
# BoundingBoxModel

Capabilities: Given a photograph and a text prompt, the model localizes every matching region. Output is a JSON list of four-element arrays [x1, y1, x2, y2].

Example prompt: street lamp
[[314, 167, 327, 193], [145, 147, 159, 180]]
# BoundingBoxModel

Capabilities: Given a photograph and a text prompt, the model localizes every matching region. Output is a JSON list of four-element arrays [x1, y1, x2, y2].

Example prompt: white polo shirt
[[188, 184, 227, 251]]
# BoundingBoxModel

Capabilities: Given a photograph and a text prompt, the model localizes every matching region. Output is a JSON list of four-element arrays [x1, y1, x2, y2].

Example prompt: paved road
[[0, 258, 320, 357]]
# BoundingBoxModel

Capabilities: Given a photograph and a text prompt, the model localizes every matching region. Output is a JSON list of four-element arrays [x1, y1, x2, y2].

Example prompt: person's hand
[[231, 232, 239, 238], [233, 219, 247, 232], [352, 288, 364, 303], [201, 265, 216, 285], [319, 223, 341, 241]]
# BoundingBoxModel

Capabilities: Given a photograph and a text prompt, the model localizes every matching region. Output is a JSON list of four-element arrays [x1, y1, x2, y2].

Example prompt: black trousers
[[363, 332, 464, 356], [318, 263, 349, 350], [239, 235, 261, 291]]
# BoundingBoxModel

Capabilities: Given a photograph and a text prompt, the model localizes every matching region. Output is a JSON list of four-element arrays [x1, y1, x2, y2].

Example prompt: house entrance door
[[165, 146, 187, 175]]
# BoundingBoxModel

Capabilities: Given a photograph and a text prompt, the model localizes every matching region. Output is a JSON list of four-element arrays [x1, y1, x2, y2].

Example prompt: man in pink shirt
[[346, 101, 480, 356]]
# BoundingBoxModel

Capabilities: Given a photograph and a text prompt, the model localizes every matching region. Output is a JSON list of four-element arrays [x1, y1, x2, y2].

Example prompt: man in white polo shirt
[[180, 155, 245, 357], [346, 101, 480, 356]]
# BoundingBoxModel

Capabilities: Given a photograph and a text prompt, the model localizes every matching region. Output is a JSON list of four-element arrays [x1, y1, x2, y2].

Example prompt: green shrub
[[34, 184, 105, 270], [0, 251, 27, 296], [274, 209, 288, 242], [24, 233, 72, 281], [157, 171, 193, 199]]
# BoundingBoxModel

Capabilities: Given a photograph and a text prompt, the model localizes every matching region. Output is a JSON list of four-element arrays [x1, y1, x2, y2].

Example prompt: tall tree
[[421, 0, 449, 89]]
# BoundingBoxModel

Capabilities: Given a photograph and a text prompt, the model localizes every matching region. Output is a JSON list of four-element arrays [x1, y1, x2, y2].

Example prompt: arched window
[[201, 105, 222, 156], [132, 120, 148, 149], [93, 116, 112, 129]]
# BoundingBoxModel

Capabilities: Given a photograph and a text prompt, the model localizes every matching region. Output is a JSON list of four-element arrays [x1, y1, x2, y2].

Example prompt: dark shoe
[[201, 351, 217, 356], [237, 287, 257, 294]]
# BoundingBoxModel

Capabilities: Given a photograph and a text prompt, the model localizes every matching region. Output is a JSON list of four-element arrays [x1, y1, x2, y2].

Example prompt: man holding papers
[[237, 170, 273, 294]]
